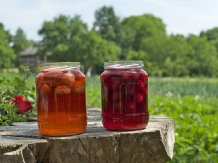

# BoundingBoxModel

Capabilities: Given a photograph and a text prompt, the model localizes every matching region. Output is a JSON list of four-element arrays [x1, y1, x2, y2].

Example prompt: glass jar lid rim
[[104, 60, 144, 69], [39, 62, 80, 70]]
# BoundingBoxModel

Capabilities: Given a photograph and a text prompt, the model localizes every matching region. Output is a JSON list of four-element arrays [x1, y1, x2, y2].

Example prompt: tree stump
[[0, 108, 175, 163]]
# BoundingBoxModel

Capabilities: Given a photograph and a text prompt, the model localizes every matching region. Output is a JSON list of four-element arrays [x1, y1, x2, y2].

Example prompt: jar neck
[[104, 60, 144, 69], [39, 62, 80, 71], [105, 67, 143, 71]]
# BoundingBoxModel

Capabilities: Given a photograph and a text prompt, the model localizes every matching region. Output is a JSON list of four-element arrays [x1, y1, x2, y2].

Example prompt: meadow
[[0, 72, 218, 162]]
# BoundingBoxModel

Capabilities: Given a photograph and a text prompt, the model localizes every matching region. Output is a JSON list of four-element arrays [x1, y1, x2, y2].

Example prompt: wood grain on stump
[[0, 108, 175, 163]]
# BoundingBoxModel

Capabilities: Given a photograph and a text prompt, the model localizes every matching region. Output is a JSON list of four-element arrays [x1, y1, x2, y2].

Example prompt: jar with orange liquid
[[36, 62, 87, 136]]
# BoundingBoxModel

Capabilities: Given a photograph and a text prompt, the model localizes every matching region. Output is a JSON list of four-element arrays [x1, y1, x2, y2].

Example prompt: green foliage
[[0, 23, 13, 44], [12, 28, 33, 67], [0, 25, 16, 69], [0, 5, 218, 162], [38, 14, 120, 74], [79, 31, 120, 72], [85, 76, 218, 163], [2, 6, 218, 77], [0, 24, 32, 70], [93, 6, 120, 42], [149, 78, 218, 98], [122, 14, 167, 51], [187, 35, 218, 77], [150, 96, 218, 163], [86, 76, 101, 108], [200, 27, 218, 41], [38, 14, 89, 62], [0, 71, 217, 162], [0, 66, 36, 125], [93, 6, 136, 60], [126, 50, 151, 71], [86, 87, 101, 108]]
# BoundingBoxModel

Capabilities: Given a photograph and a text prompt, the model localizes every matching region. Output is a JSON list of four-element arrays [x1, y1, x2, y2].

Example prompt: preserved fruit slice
[[44, 70, 63, 87], [40, 83, 52, 95], [55, 85, 71, 95], [72, 81, 85, 95], [60, 72, 75, 87]]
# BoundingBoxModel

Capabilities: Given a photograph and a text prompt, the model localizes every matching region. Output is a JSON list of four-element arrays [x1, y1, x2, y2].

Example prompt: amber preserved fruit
[[100, 60, 149, 130], [36, 62, 86, 136]]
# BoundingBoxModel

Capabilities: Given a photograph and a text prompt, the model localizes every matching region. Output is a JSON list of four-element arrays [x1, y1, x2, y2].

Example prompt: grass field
[[1, 72, 218, 98], [85, 75, 218, 162], [0, 72, 218, 162]]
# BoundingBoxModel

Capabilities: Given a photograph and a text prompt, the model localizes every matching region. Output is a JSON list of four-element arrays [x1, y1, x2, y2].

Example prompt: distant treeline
[[1, 6, 218, 77]]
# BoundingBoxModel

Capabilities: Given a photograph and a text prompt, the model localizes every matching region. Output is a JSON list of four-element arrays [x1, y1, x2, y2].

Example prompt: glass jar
[[100, 60, 149, 130], [36, 62, 87, 136]]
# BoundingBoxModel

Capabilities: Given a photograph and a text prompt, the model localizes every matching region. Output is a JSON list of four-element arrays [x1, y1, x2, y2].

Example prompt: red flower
[[11, 95, 33, 114]]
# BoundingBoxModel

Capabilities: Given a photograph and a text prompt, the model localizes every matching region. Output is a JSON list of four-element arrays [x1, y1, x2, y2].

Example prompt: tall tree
[[0, 23, 13, 44], [93, 6, 119, 42], [140, 34, 198, 77], [79, 31, 120, 74], [187, 35, 218, 77], [126, 50, 150, 70], [0, 24, 16, 69], [38, 14, 89, 62], [38, 14, 120, 75], [12, 28, 33, 67], [93, 6, 134, 59], [162, 35, 195, 77], [122, 14, 167, 51], [200, 27, 218, 41]]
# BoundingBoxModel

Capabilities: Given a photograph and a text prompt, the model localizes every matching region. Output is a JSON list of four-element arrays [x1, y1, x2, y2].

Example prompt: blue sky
[[0, 0, 218, 41]]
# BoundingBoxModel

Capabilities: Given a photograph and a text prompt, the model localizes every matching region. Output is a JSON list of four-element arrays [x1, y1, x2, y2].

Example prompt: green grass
[[0, 72, 36, 88], [0, 68, 19, 73], [0, 72, 218, 162], [149, 77, 218, 98], [1, 73, 218, 98], [85, 76, 218, 108], [149, 96, 218, 162]]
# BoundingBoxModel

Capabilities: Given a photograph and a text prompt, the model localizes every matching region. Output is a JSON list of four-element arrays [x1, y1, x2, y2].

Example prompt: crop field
[[88, 76, 218, 163], [0, 72, 218, 162]]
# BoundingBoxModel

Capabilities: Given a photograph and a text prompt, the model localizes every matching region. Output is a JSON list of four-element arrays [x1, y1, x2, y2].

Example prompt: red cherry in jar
[[100, 60, 149, 130]]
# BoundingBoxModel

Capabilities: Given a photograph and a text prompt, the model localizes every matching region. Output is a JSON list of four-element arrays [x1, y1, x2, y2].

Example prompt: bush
[[149, 96, 218, 163], [0, 66, 36, 125]]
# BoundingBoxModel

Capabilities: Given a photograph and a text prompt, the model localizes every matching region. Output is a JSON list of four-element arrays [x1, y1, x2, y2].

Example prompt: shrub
[[0, 66, 37, 125]]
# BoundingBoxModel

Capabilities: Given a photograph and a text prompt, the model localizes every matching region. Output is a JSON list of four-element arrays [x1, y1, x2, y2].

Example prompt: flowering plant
[[0, 66, 37, 125], [11, 95, 33, 114]]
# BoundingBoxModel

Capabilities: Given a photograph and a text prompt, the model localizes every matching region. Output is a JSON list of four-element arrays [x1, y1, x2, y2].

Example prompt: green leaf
[[27, 71, 32, 77], [27, 96, 35, 103], [14, 77, 21, 85], [32, 86, 36, 91], [20, 65, 29, 71], [34, 67, 40, 73], [13, 116, 25, 122], [0, 78, 4, 83]]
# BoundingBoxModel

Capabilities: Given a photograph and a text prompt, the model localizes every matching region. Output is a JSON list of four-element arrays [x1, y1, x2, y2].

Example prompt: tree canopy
[[1, 6, 218, 77], [0, 24, 16, 69], [12, 28, 33, 67], [38, 14, 120, 74]]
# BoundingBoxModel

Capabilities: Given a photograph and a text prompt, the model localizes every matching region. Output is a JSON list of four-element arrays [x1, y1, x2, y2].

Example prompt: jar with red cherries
[[100, 60, 149, 130]]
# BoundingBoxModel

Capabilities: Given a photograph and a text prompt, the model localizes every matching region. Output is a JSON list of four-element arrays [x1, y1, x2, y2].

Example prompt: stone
[[0, 108, 175, 163]]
